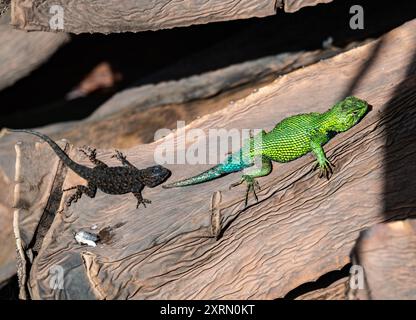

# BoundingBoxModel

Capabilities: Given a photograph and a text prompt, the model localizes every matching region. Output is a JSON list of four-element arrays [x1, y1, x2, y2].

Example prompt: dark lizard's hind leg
[[64, 183, 97, 207], [79, 146, 108, 168]]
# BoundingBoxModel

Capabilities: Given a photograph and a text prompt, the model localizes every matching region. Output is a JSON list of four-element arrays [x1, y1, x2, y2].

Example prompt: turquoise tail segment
[[162, 152, 252, 188]]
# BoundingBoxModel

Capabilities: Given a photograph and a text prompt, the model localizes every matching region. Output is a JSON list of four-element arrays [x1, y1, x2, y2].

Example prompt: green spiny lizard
[[163, 96, 369, 206]]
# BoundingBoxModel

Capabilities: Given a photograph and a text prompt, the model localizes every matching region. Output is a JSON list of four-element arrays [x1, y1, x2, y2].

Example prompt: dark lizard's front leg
[[79, 146, 108, 169], [112, 150, 135, 168], [64, 183, 97, 207]]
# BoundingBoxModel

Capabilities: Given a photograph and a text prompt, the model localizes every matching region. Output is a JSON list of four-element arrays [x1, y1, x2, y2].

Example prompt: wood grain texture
[[348, 220, 416, 300], [10, 0, 336, 33], [12, 19, 416, 299], [0, 12, 69, 91], [284, 0, 333, 13], [11, 0, 278, 33]]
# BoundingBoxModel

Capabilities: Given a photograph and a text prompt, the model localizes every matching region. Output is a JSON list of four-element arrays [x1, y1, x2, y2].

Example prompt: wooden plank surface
[[0, 11, 69, 91], [12, 19, 416, 299], [11, 0, 278, 33], [284, 0, 333, 13], [11, 0, 334, 33]]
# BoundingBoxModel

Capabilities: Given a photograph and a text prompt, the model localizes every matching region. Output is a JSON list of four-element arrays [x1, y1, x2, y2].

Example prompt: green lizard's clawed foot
[[229, 175, 261, 207], [314, 158, 335, 180]]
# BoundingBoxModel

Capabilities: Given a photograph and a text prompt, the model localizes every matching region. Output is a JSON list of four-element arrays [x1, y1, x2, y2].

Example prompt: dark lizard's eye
[[153, 166, 162, 173]]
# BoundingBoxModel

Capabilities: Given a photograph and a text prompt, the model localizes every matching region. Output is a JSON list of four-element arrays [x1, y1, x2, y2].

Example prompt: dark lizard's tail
[[7, 129, 92, 179]]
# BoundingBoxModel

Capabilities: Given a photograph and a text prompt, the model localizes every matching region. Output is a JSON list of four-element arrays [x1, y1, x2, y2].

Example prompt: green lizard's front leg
[[230, 156, 272, 207], [310, 133, 334, 180]]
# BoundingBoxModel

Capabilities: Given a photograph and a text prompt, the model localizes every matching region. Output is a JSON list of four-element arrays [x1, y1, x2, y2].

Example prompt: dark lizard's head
[[140, 165, 171, 187], [326, 96, 369, 132]]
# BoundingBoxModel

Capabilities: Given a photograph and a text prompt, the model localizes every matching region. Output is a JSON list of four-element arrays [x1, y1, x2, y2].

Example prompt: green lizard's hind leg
[[229, 156, 272, 207]]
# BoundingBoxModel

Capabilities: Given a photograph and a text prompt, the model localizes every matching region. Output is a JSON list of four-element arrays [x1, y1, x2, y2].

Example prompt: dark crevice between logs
[[281, 263, 351, 300]]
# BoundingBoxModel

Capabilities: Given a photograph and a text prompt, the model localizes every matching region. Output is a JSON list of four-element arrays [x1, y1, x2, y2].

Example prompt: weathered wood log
[[87, 43, 361, 124], [0, 0, 396, 276], [284, 0, 333, 13], [11, 18, 416, 299], [348, 220, 416, 300], [0, 35, 357, 286], [11, 0, 333, 33], [0, 10, 69, 91]]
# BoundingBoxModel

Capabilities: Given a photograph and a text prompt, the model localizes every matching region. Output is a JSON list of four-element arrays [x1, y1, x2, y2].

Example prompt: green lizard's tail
[[162, 164, 226, 188], [162, 152, 251, 189], [7, 129, 92, 180]]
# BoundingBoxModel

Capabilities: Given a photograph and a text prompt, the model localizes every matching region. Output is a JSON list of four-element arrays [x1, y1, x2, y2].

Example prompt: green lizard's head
[[327, 96, 368, 132]]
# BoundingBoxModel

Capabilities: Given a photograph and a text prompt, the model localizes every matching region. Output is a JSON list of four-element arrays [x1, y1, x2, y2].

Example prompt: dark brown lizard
[[8, 129, 171, 209]]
